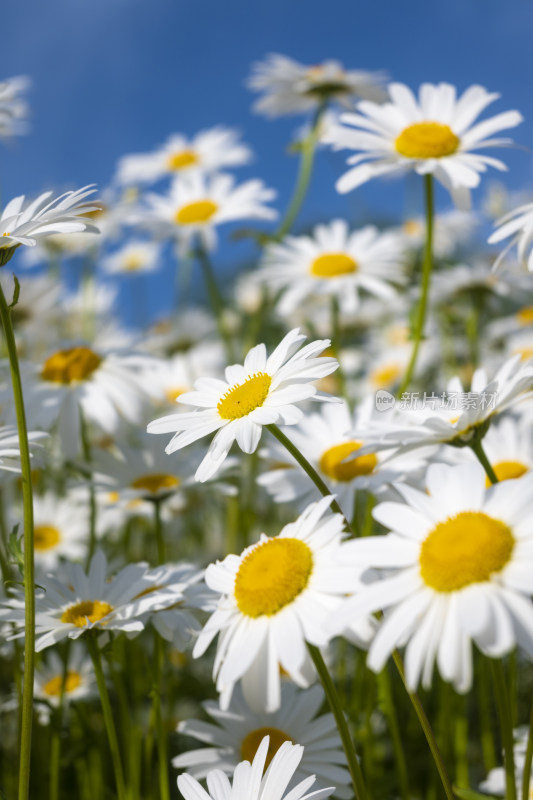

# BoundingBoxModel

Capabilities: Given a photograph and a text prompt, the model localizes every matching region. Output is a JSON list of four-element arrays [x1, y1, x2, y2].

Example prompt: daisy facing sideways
[[173, 683, 351, 798], [147, 328, 338, 482], [333, 462, 533, 693], [257, 219, 406, 315], [192, 496, 371, 712], [324, 82, 523, 208], [177, 736, 335, 800], [488, 201, 533, 272]]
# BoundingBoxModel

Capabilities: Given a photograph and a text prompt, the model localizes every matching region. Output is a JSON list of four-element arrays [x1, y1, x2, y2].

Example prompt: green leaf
[[453, 787, 498, 800], [8, 523, 24, 574], [9, 273, 20, 308]]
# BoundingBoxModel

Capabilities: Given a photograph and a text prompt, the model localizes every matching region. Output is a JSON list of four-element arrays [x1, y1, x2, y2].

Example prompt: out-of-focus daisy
[[144, 173, 277, 254], [34, 642, 95, 711], [116, 127, 252, 185], [100, 239, 161, 276], [148, 344, 225, 410], [174, 683, 351, 797], [144, 308, 217, 357], [0, 186, 101, 265], [0, 76, 30, 139], [258, 399, 421, 519], [324, 82, 522, 208], [178, 736, 335, 800], [399, 208, 477, 259], [489, 202, 533, 271], [479, 726, 531, 797], [247, 53, 386, 117], [147, 328, 338, 482], [334, 462, 533, 692], [193, 496, 369, 711], [0, 550, 183, 651], [429, 262, 519, 306], [11, 491, 88, 570], [257, 220, 406, 315], [0, 425, 46, 475]]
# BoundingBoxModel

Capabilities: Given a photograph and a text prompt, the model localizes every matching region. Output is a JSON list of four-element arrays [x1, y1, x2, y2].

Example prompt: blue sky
[[2, 0, 533, 319]]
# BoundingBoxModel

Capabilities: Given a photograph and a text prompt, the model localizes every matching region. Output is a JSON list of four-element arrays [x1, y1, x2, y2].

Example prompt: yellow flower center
[[403, 219, 423, 236], [165, 386, 188, 404], [235, 538, 313, 617], [175, 200, 218, 225], [516, 306, 533, 326], [130, 473, 180, 494], [43, 671, 82, 697], [370, 363, 402, 388], [166, 149, 199, 171], [2, 231, 10, 237], [217, 372, 272, 420], [241, 727, 293, 769], [60, 600, 114, 628], [395, 122, 460, 159], [319, 441, 377, 482], [419, 511, 514, 592], [485, 460, 528, 487], [123, 253, 144, 272], [34, 525, 61, 552], [310, 252, 358, 278], [514, 346, 533, 363], [41, 346, 102, 384]]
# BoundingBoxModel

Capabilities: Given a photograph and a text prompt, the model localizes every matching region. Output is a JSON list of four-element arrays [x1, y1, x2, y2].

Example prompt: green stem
[[470, 439, 499, 485], [87, 635, 127, 800], [266, 424, 351, 530], [196, 246, 234, 362], [80, 413, 97, 566], [377, 666, 409, 800], [153, 635, 170, 800], [391, 650, 456, 800], [0, 279, 36, 800], [275, 104, 325, 240], [521, 696, 533, 800], [398, 174, 434, 396], [490, 659, 516, 800], [153, 500, 165, 565], [49, 642, 71, 800], [307, 644, 369, 800]]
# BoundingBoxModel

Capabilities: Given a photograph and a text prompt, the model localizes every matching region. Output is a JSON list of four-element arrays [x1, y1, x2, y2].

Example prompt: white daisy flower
[[429, 261, 518, 306], [324, 82, 523, 209], [34, 642, 95, 710], [257, 220, 406, 315], [334, 462, 533, 692], [0, 75, 30, 139], [116, 127, 252, 185], [479, 726, 532, 797], [488, 201, 533, 272], [178, 736, 335, 800], [173, 683, 351, 797], [258, 399, 422, 520], [399, 208, 477, 259], [147, 328, 338, 482], [193, 496, 369, 712], [12, 491, 89, 570], [0, 550, 183, 651], [144, 172, 277, 254], [0, 425, 46, 475], [0, 185, 101, 265], [100, 239, 161, 276], [247, 53, 386, 117]]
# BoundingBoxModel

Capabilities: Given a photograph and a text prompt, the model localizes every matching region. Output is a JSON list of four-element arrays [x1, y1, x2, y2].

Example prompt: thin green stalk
[[0, 279, 36, 800], [490, 659, 517, 800], [478, 657, 497, 772], [391, 650, 456, 800], [153, 500, 165, 565], [521, 696, 533, 800], [454, 694, 469, 789], [266, 424, 351, 530], [87, 635, 127, 800], [377, 666, 409, 800], [275, 104, 325, 240], [307, 644, 369, 800], [196, 246, 234, 362], [80, 413, 97, 566], [470, 439, 499, 485], [49, 643, 71, 800], [153, 635, 170, 800], [398, 174, 434, 395]]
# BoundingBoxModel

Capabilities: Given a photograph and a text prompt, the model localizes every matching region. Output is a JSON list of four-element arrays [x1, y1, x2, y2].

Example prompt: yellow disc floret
[[175, 200, 218, 225], [217, 372, 272, 420], [131, 473, 180, 494], [370, 363, 402, 388], [61, 600, 113, 628], [41, 347, 102, 384], [167, 149, 199, 171], [34, 525, 61, 551], [485, 460, 528, 487], [235, 538, 313, 617], [395, 122, 460, 159], [320, 441, 377, 482], [43, 671, 82, 697], [241, 727, 293, 769], [310, 252, 358, 278], [420, 511, 514, 592], [516, 306, 533, 326]]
